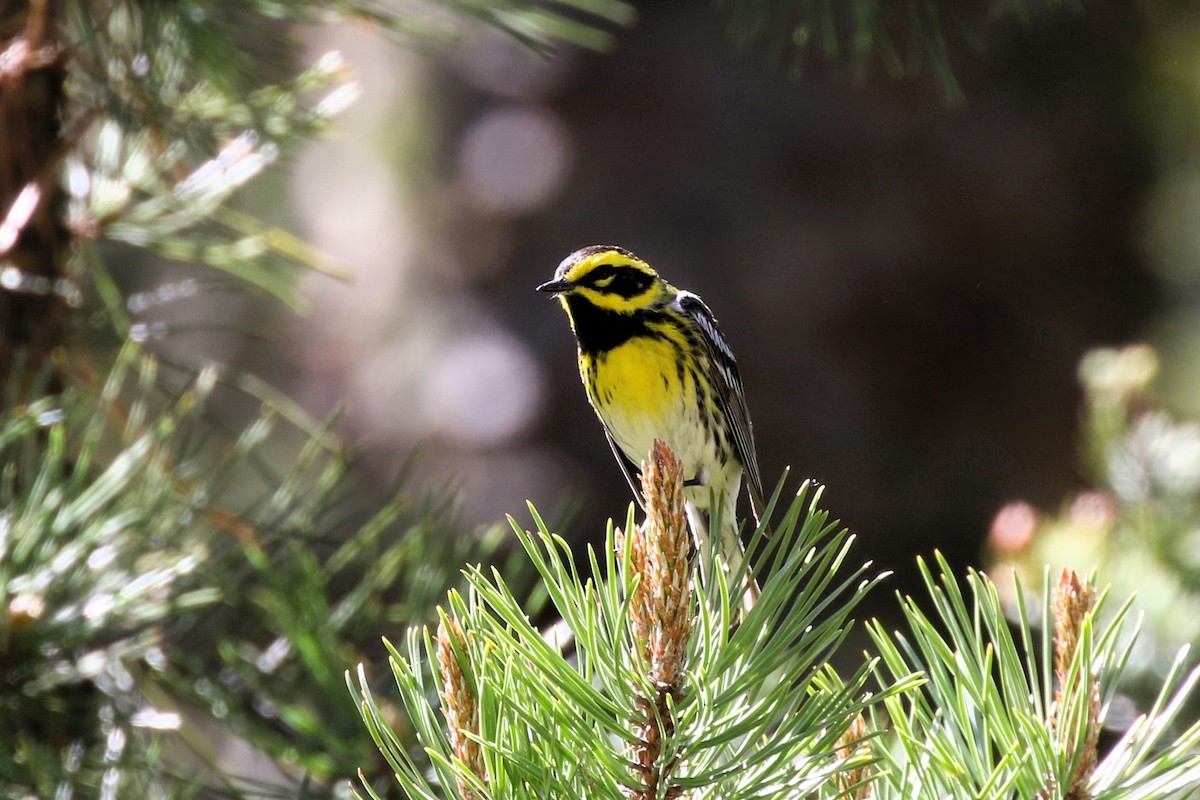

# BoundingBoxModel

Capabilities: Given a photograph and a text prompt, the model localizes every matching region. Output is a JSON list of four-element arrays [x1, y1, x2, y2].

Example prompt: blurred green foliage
[[715, 0, 1079, 99], [62, 0, 635, 317], [1, 344, 523, 796], [989, 344, 1200, 722]]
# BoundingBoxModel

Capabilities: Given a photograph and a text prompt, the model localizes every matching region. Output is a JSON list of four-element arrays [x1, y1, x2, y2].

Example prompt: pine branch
[[3, 0, 637, 399], [867, 556, 1200, 800], [353, 439, 1200, 799], [1050, 568, 1101, 800], [353, 441, 902, 799], [1, 343, 511, 797], [625, 441, 691, 799]]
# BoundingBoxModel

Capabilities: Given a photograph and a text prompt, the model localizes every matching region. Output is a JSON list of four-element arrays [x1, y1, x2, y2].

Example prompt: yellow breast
[[581, 334, 699, 469], [585, 336, 682, 412]]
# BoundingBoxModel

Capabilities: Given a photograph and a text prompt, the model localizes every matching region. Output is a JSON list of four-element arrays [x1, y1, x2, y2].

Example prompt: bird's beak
[[536, 278, 572, 295]]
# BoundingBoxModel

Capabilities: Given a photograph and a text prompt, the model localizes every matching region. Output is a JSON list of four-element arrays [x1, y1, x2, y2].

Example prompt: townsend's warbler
[[537, 245, 765, 602]]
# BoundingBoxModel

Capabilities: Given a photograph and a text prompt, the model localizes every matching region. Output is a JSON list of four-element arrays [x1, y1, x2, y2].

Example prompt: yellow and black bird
[[537, 245, 765, 602]]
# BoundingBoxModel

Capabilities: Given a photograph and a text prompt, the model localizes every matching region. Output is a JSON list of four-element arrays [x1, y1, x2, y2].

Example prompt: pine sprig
[[1, 346, 223, 796], [624, 442, 691, 799], [45, 0, 637, 323], [352, 441, 904, 800], [0, 342, 509, 797], [867, 556, 1200, 800], [352, 446, 1200, 799]]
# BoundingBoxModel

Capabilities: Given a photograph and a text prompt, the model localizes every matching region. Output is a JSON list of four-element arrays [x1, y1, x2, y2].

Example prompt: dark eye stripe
[[585, 265, 619, 283], [583, 266, 653, 298]]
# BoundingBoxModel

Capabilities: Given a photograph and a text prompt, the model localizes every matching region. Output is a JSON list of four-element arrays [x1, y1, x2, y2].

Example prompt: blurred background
[[131, 1, 1200, 595]]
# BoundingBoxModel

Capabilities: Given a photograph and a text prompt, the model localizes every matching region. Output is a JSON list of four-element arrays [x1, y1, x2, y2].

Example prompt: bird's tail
[[685, 495, 760, 615]]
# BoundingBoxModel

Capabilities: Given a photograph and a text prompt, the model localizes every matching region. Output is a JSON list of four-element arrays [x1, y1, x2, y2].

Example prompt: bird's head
[[536, 245, 671, 315]]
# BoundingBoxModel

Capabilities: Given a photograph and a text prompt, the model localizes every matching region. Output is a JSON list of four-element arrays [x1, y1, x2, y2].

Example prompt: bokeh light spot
[[420, 332, 544, 446], [457, 107, 572, 216]]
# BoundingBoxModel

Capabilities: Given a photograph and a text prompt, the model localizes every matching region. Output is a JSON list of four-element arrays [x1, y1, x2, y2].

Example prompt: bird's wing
[[675, 291, 766, 524], [605, 427, 645, 510]]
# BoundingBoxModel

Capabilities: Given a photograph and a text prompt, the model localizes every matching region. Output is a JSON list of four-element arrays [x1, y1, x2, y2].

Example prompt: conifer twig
[[628, 439, 693, 799], [436, 615, 486, 800], [1050, 568, 1100, 800], [835, 713, 873, 800], [361, 467, 899, 799]]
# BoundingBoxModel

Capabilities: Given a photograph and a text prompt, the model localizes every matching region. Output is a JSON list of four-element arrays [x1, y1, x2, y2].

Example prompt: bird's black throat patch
[[566, 295, 653, 355]]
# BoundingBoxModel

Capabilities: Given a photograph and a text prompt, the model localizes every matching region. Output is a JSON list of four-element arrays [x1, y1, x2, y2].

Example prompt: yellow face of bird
[[536, 246, 671, 315]]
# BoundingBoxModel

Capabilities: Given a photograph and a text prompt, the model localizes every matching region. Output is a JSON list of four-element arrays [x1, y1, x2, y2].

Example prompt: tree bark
[[0, 0, 68, 400]]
